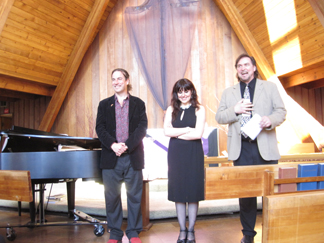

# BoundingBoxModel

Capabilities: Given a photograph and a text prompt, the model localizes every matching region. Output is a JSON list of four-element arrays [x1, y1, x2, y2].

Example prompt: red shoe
[[107, 240, 122, 243], [129, 237, 142, 243]]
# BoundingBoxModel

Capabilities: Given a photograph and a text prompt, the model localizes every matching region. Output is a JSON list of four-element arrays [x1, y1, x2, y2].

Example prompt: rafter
[[38, 0, 112, 132], [0, 74, 55, 96], [281, 65, 324, 89]]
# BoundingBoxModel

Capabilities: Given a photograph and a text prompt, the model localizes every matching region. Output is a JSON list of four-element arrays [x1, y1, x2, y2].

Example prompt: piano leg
[[29, 182, 36, 223], [28, 183, 47, 223], [66, 179, 76, 218], [38, 184, 46, 223]]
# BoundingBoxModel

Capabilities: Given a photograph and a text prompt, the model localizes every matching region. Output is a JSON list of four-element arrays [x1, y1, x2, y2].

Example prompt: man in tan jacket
[[216, 54, 286, 243]]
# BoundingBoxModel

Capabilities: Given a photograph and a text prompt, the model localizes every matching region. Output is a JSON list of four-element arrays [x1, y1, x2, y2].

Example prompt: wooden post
[[141, 180, 153, 231]]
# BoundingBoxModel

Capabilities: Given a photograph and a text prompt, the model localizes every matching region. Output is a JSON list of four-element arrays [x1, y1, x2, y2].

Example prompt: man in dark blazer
[[96, 68, 147, 243], [216, 54, 286, 243]]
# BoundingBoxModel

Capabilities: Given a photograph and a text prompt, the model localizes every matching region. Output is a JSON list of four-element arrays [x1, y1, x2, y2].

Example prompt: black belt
[[120, 151, 129, 156], [242, 138, 257, 143]]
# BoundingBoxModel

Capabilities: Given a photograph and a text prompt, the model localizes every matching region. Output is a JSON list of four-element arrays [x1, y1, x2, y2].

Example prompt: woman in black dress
[[164, 79, 205, 243]]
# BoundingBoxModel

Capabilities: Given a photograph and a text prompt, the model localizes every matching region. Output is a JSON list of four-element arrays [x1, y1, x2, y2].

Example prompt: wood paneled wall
[[51, 0, 246, 153], [6, 0, 324, 155], [7, 96, 50, 129], [287, 86, 324, 125]]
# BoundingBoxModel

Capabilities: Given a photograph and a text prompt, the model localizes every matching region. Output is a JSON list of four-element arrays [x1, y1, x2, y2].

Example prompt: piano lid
[[0, 126, 101, 152]]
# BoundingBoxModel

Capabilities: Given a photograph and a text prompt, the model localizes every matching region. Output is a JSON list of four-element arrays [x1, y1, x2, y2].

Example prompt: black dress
[[168, 105, 205, 203]]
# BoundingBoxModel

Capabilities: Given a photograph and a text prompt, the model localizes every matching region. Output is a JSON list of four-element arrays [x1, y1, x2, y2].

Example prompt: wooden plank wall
[[287, 86, 324, 126], [6, 96, 50, 130], [50, 0, 246, 153], [5, 0, 324, 154]]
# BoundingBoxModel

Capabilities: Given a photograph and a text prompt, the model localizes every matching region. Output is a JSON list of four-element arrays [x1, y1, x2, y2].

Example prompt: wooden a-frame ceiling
[[0, 0, 323, 132]]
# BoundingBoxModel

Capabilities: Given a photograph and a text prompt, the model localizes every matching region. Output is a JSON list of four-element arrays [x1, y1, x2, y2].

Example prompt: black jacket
[[95, 94, 148, 170]]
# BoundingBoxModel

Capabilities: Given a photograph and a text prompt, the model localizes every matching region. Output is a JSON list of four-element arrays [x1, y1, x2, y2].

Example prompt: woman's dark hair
[[234, 54, 259, 81], [111, 68, 132, 92], [170, 78, 200, 121]]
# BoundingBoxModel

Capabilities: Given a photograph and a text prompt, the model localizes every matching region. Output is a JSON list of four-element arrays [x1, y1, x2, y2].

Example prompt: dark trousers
[[234, 140, 277, 237], [102, 154, 143, 240]]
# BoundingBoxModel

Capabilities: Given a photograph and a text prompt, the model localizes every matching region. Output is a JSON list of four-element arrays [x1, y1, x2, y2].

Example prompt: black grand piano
[[0, 126, 102, 225]]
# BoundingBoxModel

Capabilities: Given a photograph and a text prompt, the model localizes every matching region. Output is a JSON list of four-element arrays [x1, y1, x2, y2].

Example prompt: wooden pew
[[263, 191, 324, 243], [204, 153, 324, 167], [205, 164, 280, 200], [205, 163, 324, 243], [262, 171, 324, 242], [0, 170, 33, 202]]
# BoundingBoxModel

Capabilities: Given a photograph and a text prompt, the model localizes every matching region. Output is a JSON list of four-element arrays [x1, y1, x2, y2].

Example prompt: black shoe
[[186, 230, 195, 243], [241, 235, 254, 243], [177, 228, 187, 243]]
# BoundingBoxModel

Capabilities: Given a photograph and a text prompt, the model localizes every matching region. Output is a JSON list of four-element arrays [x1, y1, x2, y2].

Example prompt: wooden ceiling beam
[[0, 68, 60, 87], [0, 0, 14, 35], [301, 78, 324, 90], [0, 74, 55, 96], [308, 0, 324, 28], [281, 65, 324, 88], [213, 0, 275, 80], [38, 0, 112, 132]]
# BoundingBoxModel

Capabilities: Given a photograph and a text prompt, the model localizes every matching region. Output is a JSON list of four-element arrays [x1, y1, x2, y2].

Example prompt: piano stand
[[28, 179, 78, 223]]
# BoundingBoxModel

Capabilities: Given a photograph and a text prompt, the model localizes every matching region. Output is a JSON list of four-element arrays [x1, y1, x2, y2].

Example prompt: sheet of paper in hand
[[241, 113, 262, 140]]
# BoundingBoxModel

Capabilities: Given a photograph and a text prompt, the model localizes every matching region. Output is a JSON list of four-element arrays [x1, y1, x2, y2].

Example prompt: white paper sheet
[[241, 113, 262, 140]]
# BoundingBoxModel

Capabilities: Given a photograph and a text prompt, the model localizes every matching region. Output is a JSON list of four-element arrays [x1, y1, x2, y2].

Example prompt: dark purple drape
[[125, 0, 200, 110]]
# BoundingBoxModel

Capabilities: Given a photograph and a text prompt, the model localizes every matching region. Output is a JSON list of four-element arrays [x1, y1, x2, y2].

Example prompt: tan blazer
[[215, 79, 286, 161]]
